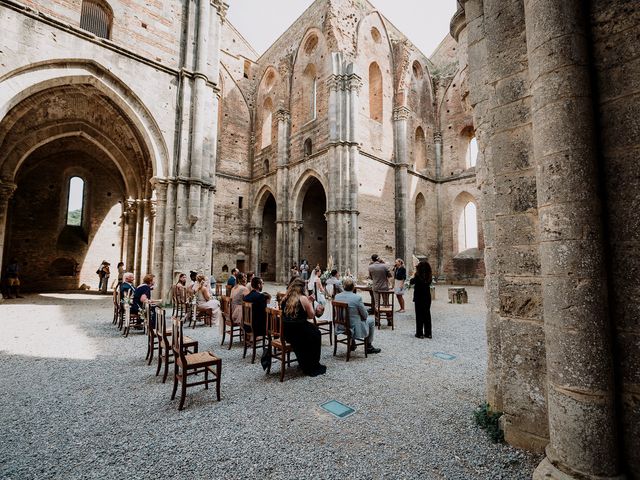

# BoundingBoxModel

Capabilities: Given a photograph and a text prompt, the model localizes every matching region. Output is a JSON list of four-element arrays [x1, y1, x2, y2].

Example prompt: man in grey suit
[[334, 278, 381, 354]]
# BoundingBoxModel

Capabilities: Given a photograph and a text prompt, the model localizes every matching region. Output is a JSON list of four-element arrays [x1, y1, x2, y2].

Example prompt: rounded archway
[[259, 193, 277, 281], [298, 176, 327, 269], [0, 80, 155, 291]]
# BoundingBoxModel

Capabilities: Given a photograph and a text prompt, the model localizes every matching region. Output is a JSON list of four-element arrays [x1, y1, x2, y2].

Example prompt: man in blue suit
[[334, 278, 381, 354]]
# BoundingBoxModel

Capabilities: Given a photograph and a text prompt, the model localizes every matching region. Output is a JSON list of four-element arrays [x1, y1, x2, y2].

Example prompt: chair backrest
[[266, 307, 283, 339], [332, 301, 351, 332], [113, 288, 120, 306], [242, 301, 253, 329], [215, 283, 223, 297], [171, 315, 184, 360], [144, 302, 152, 333], [377, 291, 393, 308], [275, 292, 286, 307], [220, 295, 231, 322], [156, 307, 166, 335], [225, 284, 232, 296]]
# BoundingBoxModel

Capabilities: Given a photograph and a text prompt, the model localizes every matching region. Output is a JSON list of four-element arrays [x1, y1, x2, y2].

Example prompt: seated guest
[[173, 272, 188, 304], [133, 273, 155, 327], [227, 268, 238, 287], [334, 278, 381, 354], [230, 273, 249, 325], [280, 278, 326, 377], [243, 276, 267, 337], [188, 270, 198, 295], [120, 272, 135, 300], [325, 269, 343, 297], [194, 273, 222, 326]]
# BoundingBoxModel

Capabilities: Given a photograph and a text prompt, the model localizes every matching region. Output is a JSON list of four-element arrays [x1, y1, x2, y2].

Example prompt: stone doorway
[[300, 176, 327, 270], [259, 193, 276, 280]]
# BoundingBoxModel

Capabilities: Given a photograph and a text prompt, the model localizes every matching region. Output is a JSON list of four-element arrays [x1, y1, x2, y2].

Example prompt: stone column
[[346, 72, 361, 273], [276, 108, 291, 282], [0, 182, 17, 287], [146, 201, 156, 276], [434, 131, 444, 276], [524, 1, 621, 478], [250, 227, 261, 277], [134, 199, 145, 284], [152, 180, 171, 300], [290, 222, 302, 273], [125, 198, 137, 274], [393, 106, 411, 262]]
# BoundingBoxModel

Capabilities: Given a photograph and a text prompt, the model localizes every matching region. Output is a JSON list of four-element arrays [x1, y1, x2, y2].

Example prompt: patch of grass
[[474, 402, 504, 443]]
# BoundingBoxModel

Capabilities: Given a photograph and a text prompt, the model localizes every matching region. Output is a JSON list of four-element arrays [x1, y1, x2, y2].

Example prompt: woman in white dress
[[307, 266, 325, 301], [230, 272, 250, 325], [194, 274, 222, 326]]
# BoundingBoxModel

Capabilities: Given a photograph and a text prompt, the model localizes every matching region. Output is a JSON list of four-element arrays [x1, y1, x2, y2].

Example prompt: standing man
[[368, 254, 392, 315], [334, 278, 380, 354], [4, 258, 24, 299], [97, 261, 110, 293]]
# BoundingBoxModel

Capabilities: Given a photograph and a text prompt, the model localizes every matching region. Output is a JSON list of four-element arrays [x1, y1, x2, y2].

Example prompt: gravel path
[[0, 286, 541, 479]]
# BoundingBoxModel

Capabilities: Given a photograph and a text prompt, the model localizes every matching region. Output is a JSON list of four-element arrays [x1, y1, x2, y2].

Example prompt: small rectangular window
[[238, 196, 243, 209], [243, 60, 250, 79]]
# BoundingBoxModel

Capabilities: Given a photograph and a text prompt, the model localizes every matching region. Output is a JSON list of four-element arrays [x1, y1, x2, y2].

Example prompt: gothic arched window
[[414, 126, 427, 171], [304, 138, 313, 157], [369, 62, 383, 123], [80, 0, 113, 39], [261, 97, 273, 149], [458, 202, 478, 251], [66, 176, 85, 226], [466, 136, 478, 168]]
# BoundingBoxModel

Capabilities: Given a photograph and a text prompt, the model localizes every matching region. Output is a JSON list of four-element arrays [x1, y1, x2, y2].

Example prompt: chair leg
[[329, 324, 333, 345], [346, 336, 351, 362], [171, 364, 179, 400], [204, 367, 209, 390], [155, 342, 163, 377], [333, 335, 337, 356], [147, 336, 154, 365], [227, 326, 233, 350], [221, 323, 227, 346], [266, 343, 272, 374], [179, 378, 187, 410], [162, 348, 171, 383], [243, 333, 248, 358], [215, 361, 221, 401], [280, 351, 285, 382]]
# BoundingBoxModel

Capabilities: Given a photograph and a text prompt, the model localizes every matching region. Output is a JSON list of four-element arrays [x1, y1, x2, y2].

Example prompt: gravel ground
[[0, 286, 542, 479]]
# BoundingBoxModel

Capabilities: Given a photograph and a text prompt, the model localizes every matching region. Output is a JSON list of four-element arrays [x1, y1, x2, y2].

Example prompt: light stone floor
[[0, 285, 542, 479]]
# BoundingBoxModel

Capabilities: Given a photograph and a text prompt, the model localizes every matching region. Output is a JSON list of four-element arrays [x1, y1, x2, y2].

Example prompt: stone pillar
[[524, 1, 621, 478], [125, 198, 137, 274], [393, 106, 411, 262], [250, 227, 261, 277], [346, 72, 361, 274], [146, 201, 156, 275], [134, 199, 145, 284], [276, 108, 291, 283], [291, 222, 302, 273], [152, 180, 171, 300], [0, 182, 17, 289]]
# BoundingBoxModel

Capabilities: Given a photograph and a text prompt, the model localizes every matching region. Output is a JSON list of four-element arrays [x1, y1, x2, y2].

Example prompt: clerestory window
[[66, 176, 85, 226], [80, 0, 113, 39]]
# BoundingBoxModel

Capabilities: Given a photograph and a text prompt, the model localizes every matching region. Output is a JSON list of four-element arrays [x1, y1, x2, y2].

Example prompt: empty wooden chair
[[144, 302, 158, 364], [171, 316, 221, 410], [171, 286, 189, 318], [332, 300, 367, 361], [374, 290, 395, 330], [266, 307, 297, 382], [313, 309, 333, 345], [220, 295, 243, 349], [242, 301, 267, 364], [155, 308, 198, 383], [112, 288, 121, 325]]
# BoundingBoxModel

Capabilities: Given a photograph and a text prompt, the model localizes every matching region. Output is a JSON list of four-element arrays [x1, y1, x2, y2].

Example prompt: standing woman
[[280, 278, 326, 377], [393, 259, 407, 313], [409, 261, 432, 339]]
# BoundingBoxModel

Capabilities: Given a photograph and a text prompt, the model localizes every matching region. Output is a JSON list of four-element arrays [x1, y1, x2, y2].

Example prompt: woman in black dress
[[410, 261, 432, 339], [280, 278, 326, 377]]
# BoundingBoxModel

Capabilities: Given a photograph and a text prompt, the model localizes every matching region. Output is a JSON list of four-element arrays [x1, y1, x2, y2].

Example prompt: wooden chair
[[266, 307, 297, 382], [242, 301, 267, 364], [171, 317, 222, 410], [220, 296, 243, 349], [144, 302, 158, 364], [171, 286, 189, 318], [122, 299, 141, 338], [186, 300, 213, 329], [374, 290, 395, 330], [332, 301, 367, 362], [155, 308, 198, 383], [313, 309, 333, 345], [225, 284, 232, 296], [112, 288, 121, 325], [214, 283, 223, 298]]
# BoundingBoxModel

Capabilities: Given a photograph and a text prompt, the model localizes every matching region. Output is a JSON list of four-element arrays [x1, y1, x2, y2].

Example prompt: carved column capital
[[346, 73, 362, 92], [211, 0, 228, 20], [250, 226, 263, 236], [326, 74, 342, 92], [291, 221, 303, 232], [276, 108, 290, 123], [392, 106, 411, 121]]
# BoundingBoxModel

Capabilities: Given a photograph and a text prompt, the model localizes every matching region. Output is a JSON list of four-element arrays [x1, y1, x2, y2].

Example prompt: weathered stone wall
[[7, 142, 125, 291]]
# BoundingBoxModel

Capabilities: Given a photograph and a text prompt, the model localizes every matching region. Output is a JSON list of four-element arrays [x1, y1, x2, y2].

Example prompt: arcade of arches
[[1, 0, 638, 478]]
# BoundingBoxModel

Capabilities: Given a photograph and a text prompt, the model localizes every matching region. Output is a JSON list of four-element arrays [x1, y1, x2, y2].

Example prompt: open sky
[[226, 0, 457, 58]]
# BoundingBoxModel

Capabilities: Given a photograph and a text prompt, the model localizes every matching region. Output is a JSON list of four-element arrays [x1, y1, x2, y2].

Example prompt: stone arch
[[253, 185, 277, 281], [414, 126, 427, 171], [292, 169, 329, 220], [292, 171, 328, 269], [0, 60, 162, 291], [0, 60, 169, 179], [369, 62, 383, 123], [453, 191, 479, 253], [415, 192, 428, 255], [255, 65, 281, 156], [218, 63, 251, 177]]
